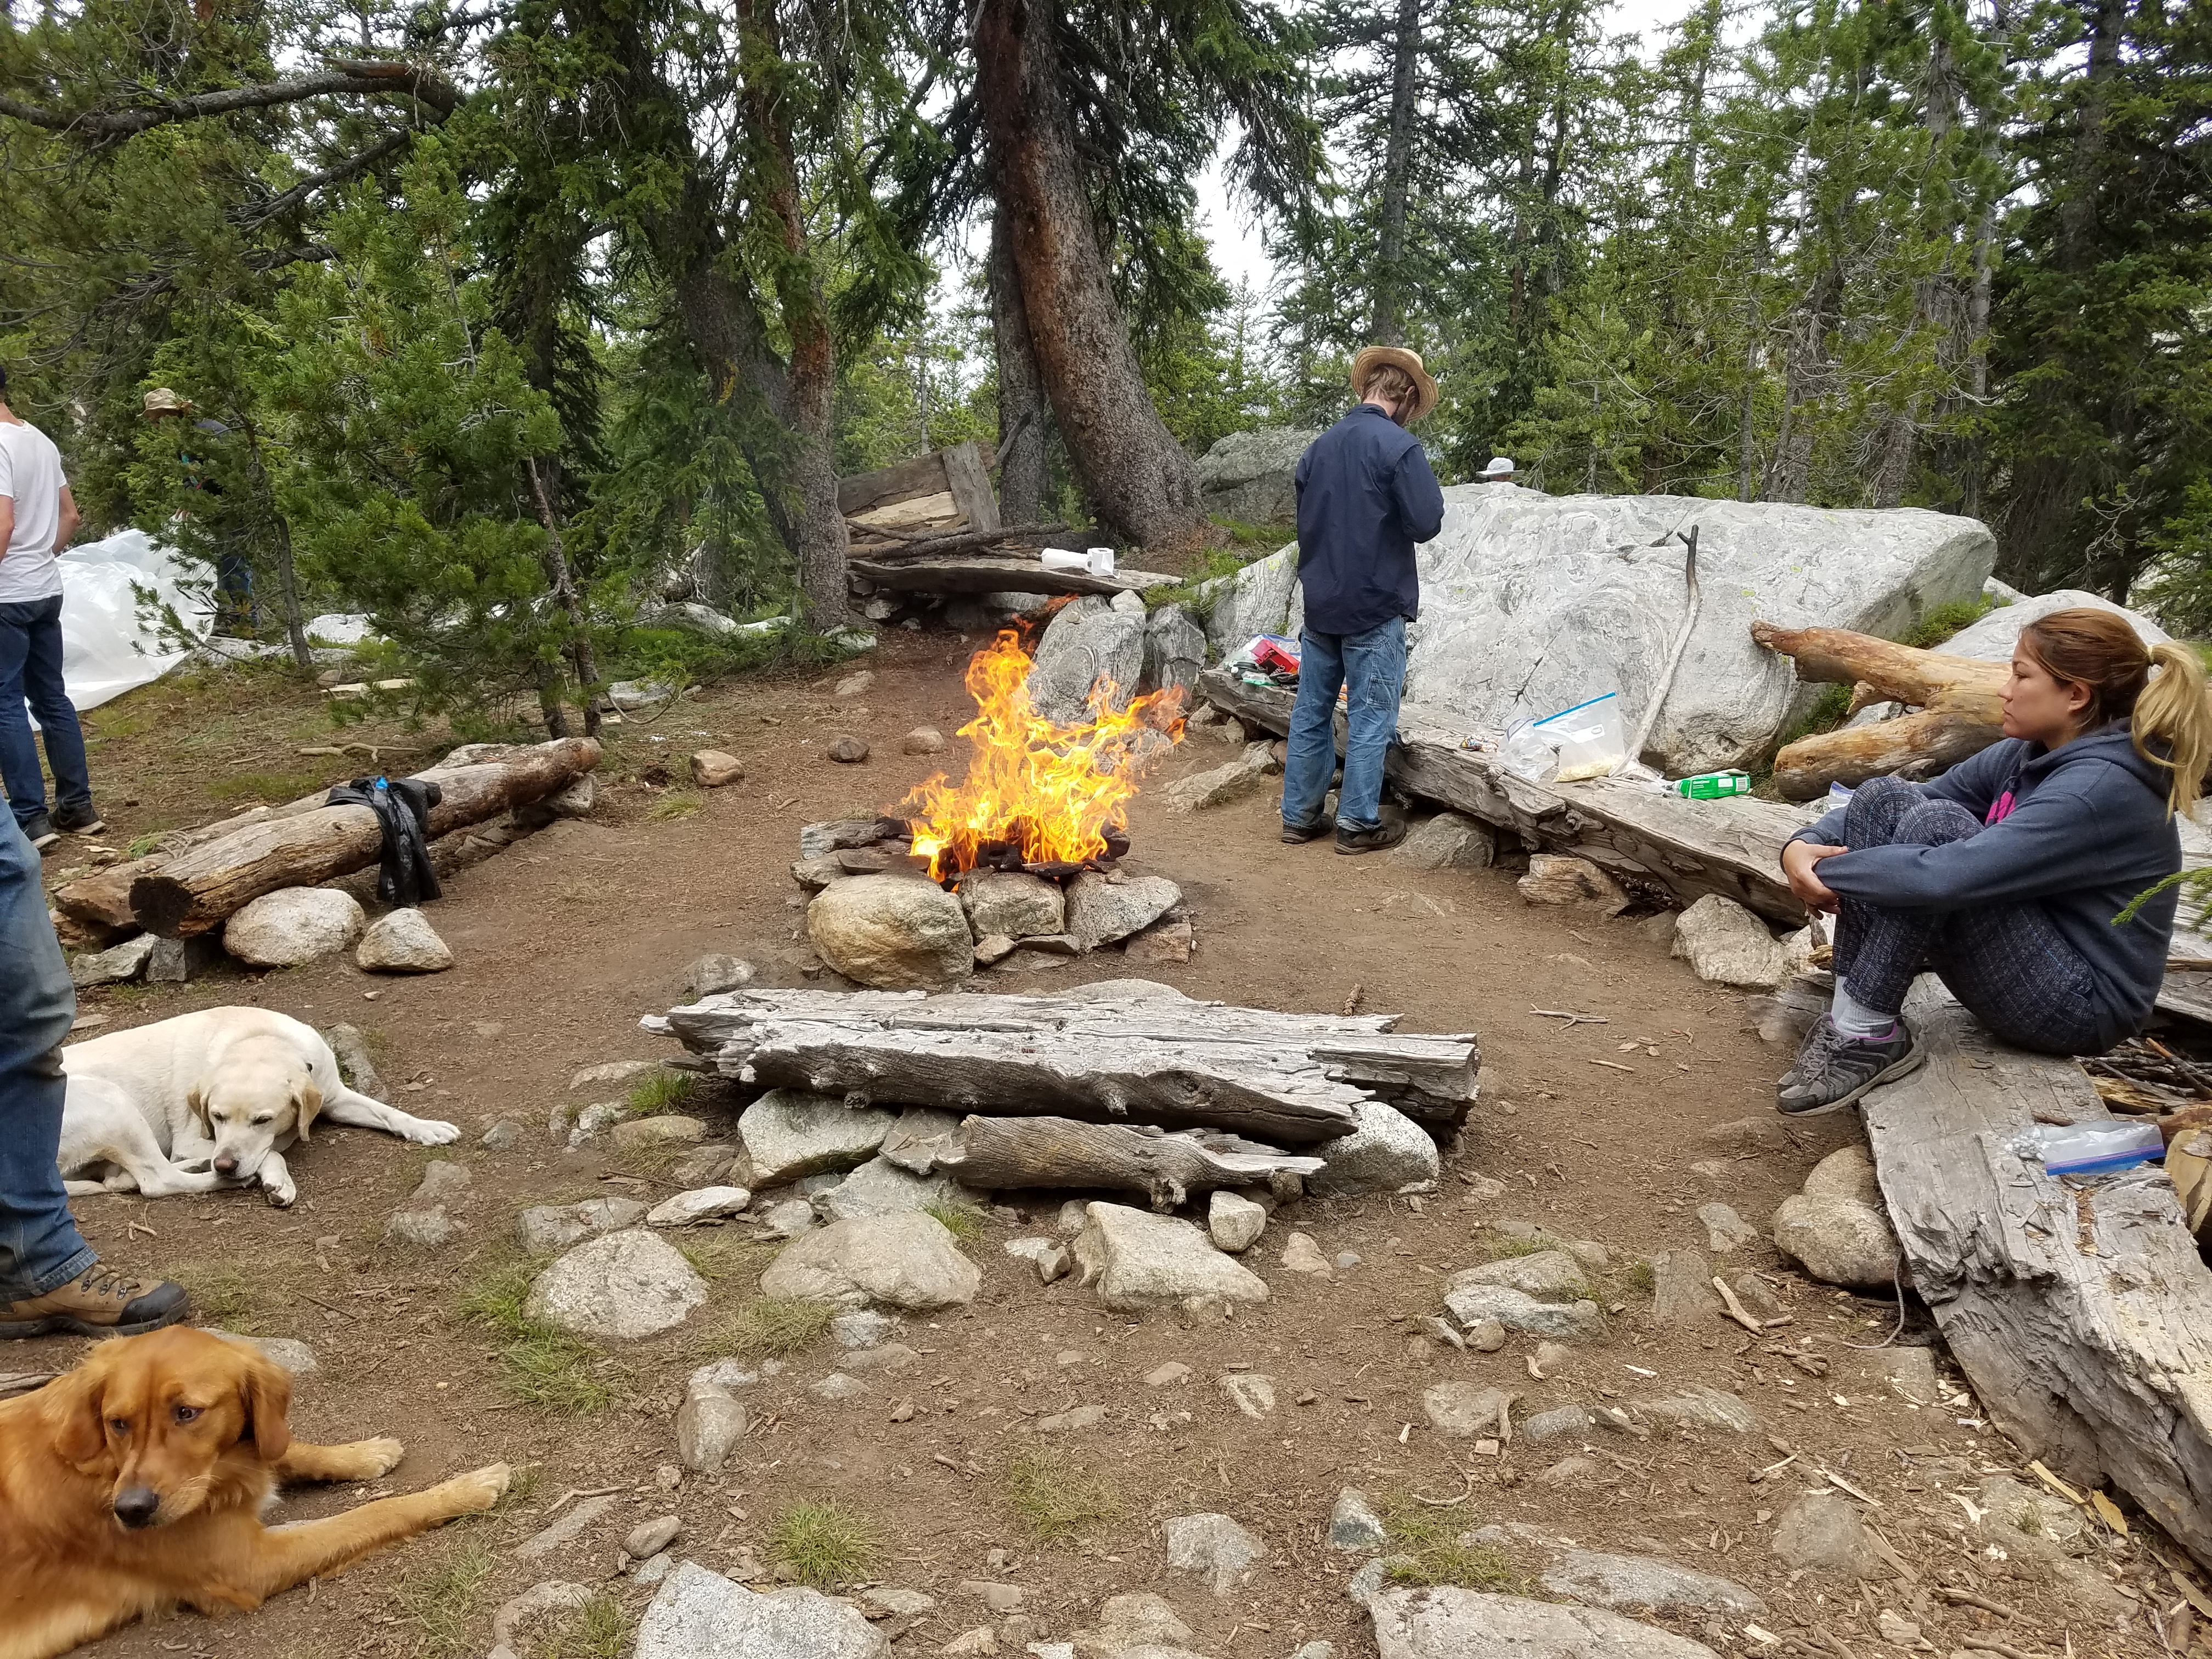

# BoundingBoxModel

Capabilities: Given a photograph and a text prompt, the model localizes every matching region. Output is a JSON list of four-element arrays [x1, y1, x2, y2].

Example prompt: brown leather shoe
[[0, 1263, 189, 1339]]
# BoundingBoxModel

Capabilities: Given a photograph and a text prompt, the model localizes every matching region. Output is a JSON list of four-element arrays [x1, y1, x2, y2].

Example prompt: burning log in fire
[[902, 629, 1187, 882]]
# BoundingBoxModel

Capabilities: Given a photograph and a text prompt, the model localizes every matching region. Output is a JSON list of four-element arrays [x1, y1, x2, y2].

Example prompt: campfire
[[901, 628, 1187, 885]]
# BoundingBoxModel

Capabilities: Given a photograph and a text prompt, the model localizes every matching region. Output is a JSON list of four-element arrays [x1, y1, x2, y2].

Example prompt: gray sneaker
[[19, 813, 58, 851], [1777, 1015, 1923, 1116]]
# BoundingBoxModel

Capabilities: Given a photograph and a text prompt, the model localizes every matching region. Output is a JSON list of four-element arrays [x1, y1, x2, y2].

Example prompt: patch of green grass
[[535, 1594, 629, 1659], [1775, 682, 1854, 752], [648, 790, 703, 821], [1146, 540, 1269, 613], [676, 1232, 776, 1285], [1900, 593, 1997, 650], [1479, 1232, 1556, 1261], [1625, 1258, 1656, 1295], [170, 1260, 261, 1331], [206, 766, 337, 804], [1002, 1447, 1123, 1544], [393, 1536, 496, 1657], [716, 1296, 836, 1358], [456, 1255, 617, 1415], [765, 1498, 881, 1589], [1381, 1502, 1519, 1590], [923, 1201, 988, 1245], [125, 831, 163, 859], [628, 1070, 696, 1115]]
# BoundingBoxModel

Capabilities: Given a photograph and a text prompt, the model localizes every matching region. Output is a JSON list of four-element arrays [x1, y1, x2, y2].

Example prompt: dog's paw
[[441, 1462, 512, 1514], [355, 1437, 405, 1478], [263, 1179, 298, 1209], [408, 1119, 463, 1146]]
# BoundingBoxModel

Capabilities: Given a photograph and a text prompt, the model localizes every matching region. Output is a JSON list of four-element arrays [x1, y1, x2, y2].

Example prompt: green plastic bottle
[[1671, 770, 1754, 799]]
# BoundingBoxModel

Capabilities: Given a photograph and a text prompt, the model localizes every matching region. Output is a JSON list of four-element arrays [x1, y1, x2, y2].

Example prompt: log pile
[[645, 985, 1481, 1152], [53, 737, 601, 939]]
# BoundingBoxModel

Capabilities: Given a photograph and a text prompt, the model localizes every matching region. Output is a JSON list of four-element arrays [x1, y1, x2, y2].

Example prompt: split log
[[1750, 622, 2006, 801], [1862, 981, 2212, 1565], [1200, 667, 1819, 926], [849, 521, 1069, 558], [938, 1115, 1322, 1211], [121, 737, 601, 938], [848, 555, 1175, 598], [646, 986, 1481, 1143]]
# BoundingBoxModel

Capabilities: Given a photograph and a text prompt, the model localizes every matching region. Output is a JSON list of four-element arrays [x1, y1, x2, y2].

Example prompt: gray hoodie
[[1791, 724, 2182, 1051]]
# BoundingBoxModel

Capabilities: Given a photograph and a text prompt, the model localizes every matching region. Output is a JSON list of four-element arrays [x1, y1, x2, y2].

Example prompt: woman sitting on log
[[1776, 608, 2212, 1116]]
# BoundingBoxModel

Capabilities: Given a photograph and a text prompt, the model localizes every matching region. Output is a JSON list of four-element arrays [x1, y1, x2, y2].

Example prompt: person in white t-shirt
[[0, 362, 100, 850]]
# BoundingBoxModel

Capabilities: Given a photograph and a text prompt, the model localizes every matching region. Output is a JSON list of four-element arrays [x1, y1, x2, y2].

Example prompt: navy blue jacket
[[1292, 405, 1447, 636], [1791, 725, 2183, 1051]]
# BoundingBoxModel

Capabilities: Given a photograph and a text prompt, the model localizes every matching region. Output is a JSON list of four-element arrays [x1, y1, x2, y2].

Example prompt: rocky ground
[[28, 630, 2198, 1659]]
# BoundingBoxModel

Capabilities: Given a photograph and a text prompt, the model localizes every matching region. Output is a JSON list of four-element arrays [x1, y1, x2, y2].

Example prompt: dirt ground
[[22, 631, 2193, 1659]]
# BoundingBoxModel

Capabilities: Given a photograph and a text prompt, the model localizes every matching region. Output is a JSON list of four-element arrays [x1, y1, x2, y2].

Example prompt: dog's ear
[[294, 1080, 323, 1142], [185, 1083, 209, 1128], [43, 1357, 112, 1467], [239, 1351, 292, 1464]]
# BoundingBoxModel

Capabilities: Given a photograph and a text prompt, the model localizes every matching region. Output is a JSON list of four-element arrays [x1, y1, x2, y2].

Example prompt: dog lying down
[[60, 1007, 461, 1209], [0, 1327, 509, 1659]]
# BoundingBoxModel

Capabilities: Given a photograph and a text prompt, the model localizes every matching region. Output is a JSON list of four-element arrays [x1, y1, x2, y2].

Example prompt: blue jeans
[[0, 594, 93, 832], [0, 811, 94, 1302], [1281, 616, 1408, 832]]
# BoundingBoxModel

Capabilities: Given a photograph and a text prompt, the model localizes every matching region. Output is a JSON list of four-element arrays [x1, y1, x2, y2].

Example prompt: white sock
[[1829, 979, 1897, 1040]]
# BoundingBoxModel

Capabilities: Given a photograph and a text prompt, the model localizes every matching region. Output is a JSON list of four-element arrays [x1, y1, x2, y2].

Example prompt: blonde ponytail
[[2134, 641, 2212, 818]]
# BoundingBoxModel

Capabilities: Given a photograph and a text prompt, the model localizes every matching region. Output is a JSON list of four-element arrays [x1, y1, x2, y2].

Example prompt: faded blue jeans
[[1280, 616, 1408, 833], [0, 594, 94, 833], [0, 810, 93, 1302]]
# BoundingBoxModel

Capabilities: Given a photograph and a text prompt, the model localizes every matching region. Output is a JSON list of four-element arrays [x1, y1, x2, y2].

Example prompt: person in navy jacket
[[1279, 347, 1447, 854]]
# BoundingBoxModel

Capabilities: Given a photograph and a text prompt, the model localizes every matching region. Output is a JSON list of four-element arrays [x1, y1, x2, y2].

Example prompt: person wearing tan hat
[[1278, 345, 1446, 854]]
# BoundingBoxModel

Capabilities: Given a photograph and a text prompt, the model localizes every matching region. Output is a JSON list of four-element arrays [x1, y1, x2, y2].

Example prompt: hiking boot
[[1776, 1014, 1925, 1117], [1335, 808, 1408, 855], [1281, 817, 1332, 844], [52, 802, 105, 836], [0, 1263, 190, 1339], [19, 812, 59, 852]]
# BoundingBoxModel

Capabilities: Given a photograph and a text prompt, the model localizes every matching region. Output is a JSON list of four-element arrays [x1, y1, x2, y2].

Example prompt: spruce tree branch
[[236, 129, 416, 227], [0, 61, 461, 142]]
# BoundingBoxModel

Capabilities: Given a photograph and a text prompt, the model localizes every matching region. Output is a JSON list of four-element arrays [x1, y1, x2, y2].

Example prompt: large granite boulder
[[1027, 595, 1146, 723], [808, 876, 973, 989], [1199, 546, 1301, 659], [757, 1212, 980, 1310], [1939, 588, 2170, 662], [1194, 427, 1316, 526]]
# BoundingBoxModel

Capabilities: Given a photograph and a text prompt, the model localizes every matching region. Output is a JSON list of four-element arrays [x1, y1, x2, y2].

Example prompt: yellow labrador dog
[[60, 1008, 460, 1209]]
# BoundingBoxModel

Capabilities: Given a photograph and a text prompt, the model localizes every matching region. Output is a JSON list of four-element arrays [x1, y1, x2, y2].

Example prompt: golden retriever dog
[[61, 1006, 461, 1208], [0, 1327, 509, 1659]]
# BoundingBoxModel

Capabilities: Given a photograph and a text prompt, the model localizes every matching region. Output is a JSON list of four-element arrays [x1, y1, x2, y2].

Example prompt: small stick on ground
[[1813, 1624, 1858, 1659], [1962, 1643, 2051, 1659], [1936, 1588, 2018, 1621], [1532, 1008, 1609, 1026], [1713, 1276, 1766, 1335]]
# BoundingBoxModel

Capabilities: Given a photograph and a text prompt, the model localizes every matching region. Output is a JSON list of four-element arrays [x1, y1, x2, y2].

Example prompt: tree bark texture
[[1750, 621, 2005, 799], [653, 986, 1481, 1143], [1368, 0, 1423, 346], [119, 738, 601, 936], [989, 207, 1051, 524], [939, 1115, 1322, 1211], [973, 0, 1205, 553]]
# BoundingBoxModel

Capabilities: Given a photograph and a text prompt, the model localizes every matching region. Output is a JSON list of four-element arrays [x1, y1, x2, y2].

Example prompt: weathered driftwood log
[[1200, 667, 1818, 926], [849, 556, 1175, 599], [1863, 982, 2212, 1564], [0, 1372, 54, 1401], [1750, 622, 2007, 801], [938, 1115, 1322, 1211], [119, 738, 601, 938], [647, 987, 1480, 1143]]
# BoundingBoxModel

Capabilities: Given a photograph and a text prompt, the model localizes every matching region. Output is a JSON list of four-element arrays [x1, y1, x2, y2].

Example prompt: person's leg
[[1334, 616, 1408, 846], [0, 812, 187, 1336], [0, 601, 50, 836], [1928, 904, 2103, 1056], [17, 596, 94, 821], [1280, 627, 1346, 837], [1827, 775, 1927, 998]]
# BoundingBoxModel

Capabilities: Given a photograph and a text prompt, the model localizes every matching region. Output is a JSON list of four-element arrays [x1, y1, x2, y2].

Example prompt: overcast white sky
[[1194, 0, 1702, 293]]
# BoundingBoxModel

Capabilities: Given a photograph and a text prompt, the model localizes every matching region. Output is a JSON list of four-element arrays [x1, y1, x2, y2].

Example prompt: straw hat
[[142, 387, 196, 418], [1350, 345, 1439, 424]]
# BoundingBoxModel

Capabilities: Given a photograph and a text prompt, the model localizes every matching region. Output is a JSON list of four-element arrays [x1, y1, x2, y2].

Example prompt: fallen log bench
[[938, 1116, 1324, 1211], [1864, 981, 2212, 1561], [645, 986, 1481, 1144], [54, 737, 601, 938]]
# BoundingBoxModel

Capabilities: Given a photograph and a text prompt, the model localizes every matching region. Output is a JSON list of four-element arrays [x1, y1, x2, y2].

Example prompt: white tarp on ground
[[54, 529, 213, 710], [1204, 487, 1996, 775]]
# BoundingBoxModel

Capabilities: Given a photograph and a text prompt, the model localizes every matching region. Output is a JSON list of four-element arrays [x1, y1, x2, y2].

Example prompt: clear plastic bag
[[1534, 693, 1625, 782], [1498, 720, 1560, 782], [2011, 1120, 2164, 1177]]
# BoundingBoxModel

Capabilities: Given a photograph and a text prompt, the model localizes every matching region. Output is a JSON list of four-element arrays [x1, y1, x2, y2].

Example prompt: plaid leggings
[[1831, 775, 2101, 1054]]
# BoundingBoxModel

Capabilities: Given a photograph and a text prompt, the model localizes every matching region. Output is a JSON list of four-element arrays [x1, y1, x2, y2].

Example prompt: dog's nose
[[213, 1156, 238, 1174], [113, 1487, 160, 1528]]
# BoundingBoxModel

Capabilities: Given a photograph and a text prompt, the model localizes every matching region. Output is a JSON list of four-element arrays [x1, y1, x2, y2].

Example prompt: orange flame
[[905, 629, 1188, 881]]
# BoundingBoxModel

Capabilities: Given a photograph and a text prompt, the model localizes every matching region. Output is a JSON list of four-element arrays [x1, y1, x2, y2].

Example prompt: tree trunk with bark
[[989, 208, 1051, 524], [974, 0, 1205, 554], [1368, 0, 1423, 346], [939, 1115, 1323, 1212]]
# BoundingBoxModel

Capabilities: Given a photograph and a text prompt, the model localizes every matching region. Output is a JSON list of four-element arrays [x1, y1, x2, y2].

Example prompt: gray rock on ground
[[570, 1058, 665, 1091], [70, 933, 156, 988], [1516, 856, 1630, 915], [1647, 1249, 1720, 1324], [1163, 1511, 1267, 1596], [1027, 596, 1147, 725], [1868, 1345, 1939, 1403], [682, 953, 755, 998], [628, 1516, 684, 1560], [877, 1107, 964, 1175], [738, 1090, 895, 1186], [1443, 1280, 1604, 1341], [1207, 1191, 1268, 1253], [636, 1561, 887, 1659], [223, 887, 365, 967], [1520, 1405, 1593, 1444], [1671, 895, 1788, 990], [1770, 1145, 1901, 1289], [1636, 1388, 1758, 1434], [1065, 873, 1184, 950], [1367, 1585, 1723, 1659], [816, 1156, 973, 1222], [676, 1380, 752, 1473], [1330, 1488, 1387, 1551], [384, 1159, 471, 1248], [960, 870, 1065, 940], [1072, 1202, 1269, 1311], [1770, 1492, 1880, 1576], [1455, 1250, 1587, 1300], [1537, 1550, 1765, 1615], [1310, 1099, 1440, 1196], [1390, 813, 1497, 871], [1161, 751, 1274, 814], [1006, 1236, 1071, 1283], [808, 874, 973, 989], [1423, 1382, 1515, 1439], [757, 1212, 980, 1310], [357, 906, 457, 973], [524, 1229, 709, 1339], [691, 749, 744, 788], [1143, 604, 1209, 697], [1696, 1204, 1757, 1254], [1945, 588, 2168, 662], [517, 1196, 646, 1255], [646, 1187, 753, 1227], [205, 1329, 318, 1374]]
